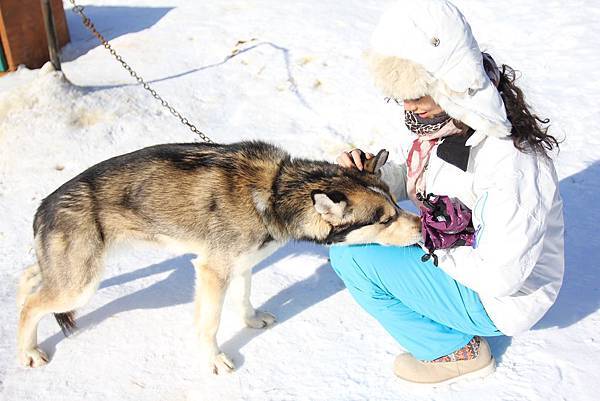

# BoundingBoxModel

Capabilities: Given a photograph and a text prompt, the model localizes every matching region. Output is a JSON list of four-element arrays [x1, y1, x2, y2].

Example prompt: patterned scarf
[[404, 109, 452, 136], [405, 110, 462, 205]]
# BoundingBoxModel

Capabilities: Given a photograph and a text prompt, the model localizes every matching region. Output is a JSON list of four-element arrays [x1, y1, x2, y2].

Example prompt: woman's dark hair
[[497, 64, 559, 156], [453, 62, 559, 157]]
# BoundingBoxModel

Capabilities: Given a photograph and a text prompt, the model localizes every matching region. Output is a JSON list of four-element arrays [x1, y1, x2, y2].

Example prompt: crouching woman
[[330, 0, 564, 386]]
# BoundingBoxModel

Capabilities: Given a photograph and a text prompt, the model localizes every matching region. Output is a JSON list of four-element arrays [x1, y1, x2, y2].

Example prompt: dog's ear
[[311, 190, 347, 223], [363, 149, 389, 174]]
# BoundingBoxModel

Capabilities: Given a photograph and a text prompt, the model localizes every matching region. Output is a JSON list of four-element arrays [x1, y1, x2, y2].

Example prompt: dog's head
[[298, 150, 422, 246]]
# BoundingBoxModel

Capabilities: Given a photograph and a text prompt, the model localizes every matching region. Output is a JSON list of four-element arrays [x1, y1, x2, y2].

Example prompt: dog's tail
[[17, 263, 42, 309], [54, 312, 77, 336]]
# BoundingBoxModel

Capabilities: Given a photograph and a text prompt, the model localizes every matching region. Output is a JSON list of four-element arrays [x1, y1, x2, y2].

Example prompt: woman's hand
[[336, 149, 375, 171]]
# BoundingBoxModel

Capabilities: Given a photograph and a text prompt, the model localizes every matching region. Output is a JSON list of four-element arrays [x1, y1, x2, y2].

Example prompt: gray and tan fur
[[17, 141, 421, 373]]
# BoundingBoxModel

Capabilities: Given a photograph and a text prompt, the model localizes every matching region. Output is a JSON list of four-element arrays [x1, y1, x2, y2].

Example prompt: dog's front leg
[[193, 264, 234, 374], [229, 269, 276, 329]]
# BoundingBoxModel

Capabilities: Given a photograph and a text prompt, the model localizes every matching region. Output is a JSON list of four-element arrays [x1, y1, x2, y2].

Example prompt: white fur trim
[[365, 51, 431, 100]]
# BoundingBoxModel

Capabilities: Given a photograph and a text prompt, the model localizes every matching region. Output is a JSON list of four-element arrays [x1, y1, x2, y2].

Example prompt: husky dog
[[17, 141, 421, 373]]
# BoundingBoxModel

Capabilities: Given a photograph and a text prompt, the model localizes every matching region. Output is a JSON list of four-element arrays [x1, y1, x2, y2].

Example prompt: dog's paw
[[245, 310, 276, 329], [19, 347, 49, 368], [211, 352, 235, 375]]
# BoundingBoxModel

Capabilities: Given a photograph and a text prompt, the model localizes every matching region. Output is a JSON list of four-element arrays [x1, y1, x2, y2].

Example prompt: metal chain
[[67, 0, 213, 143]]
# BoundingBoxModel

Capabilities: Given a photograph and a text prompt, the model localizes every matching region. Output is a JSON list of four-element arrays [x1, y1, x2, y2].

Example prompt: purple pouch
[[417, 193, 475, 266]]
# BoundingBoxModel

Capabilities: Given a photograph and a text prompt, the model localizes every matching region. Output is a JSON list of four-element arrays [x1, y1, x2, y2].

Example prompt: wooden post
[[40, 0, 61, 70], [0, 0, 69, 74]]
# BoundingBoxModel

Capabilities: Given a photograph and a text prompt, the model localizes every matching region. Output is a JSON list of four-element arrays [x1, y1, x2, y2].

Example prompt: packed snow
[[1, 1, 599, 400]]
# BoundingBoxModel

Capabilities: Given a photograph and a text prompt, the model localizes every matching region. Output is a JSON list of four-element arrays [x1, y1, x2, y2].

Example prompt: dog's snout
[[396, 211, 422, 242], [397, 210, 421, 225]]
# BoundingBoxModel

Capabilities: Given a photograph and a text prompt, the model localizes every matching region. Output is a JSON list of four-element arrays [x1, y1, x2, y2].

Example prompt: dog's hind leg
[[193, 257, 234, 374], [18, 276, 102, 368], [17, 230, 105, 368], [17, 263, 42, 310], [18, 286, 64, 367]]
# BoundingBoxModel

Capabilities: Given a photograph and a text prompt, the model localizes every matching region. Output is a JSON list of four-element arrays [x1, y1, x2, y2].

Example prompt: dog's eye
[[380, 217, 392, 225]]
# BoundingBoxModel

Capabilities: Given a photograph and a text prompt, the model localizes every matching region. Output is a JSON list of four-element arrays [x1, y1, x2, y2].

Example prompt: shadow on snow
[[534, 161, 600, 330], [39, 242, 342, 368], [62, 5, 174, 62]]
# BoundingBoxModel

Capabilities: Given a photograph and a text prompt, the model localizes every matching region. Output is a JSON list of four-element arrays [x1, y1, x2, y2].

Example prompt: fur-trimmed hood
[[367, 0, 512, 140]]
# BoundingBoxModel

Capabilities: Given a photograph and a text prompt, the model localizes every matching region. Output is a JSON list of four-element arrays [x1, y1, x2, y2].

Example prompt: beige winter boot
[[393, 337, 495, 386]]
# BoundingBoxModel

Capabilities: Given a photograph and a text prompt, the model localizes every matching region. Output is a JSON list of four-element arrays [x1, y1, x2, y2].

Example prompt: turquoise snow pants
[[329, 244, 502, 360]]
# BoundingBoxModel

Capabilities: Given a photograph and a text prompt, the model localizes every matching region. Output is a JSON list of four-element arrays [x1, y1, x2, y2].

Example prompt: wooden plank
[[0, 0, 70, 71]]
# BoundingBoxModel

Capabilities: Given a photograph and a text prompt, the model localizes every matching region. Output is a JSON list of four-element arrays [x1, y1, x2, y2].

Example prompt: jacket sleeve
[[435, 153, 556, 298], [379, 160, 408, 202]]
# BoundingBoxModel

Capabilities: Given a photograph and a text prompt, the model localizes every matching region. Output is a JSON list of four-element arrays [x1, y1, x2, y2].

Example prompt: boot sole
[[396, 357, 496, 388]]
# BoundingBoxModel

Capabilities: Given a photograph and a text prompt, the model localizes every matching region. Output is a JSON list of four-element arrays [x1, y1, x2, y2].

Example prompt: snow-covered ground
[[1, 1, 599, 400]]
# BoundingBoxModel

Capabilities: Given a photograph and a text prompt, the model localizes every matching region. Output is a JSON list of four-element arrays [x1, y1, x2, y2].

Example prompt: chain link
[[67, 0, 213, 143]]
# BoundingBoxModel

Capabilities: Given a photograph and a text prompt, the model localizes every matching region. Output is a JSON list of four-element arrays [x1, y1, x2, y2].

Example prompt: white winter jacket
[[380, 135, 564, 336], [370, 0, 564, 335]]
